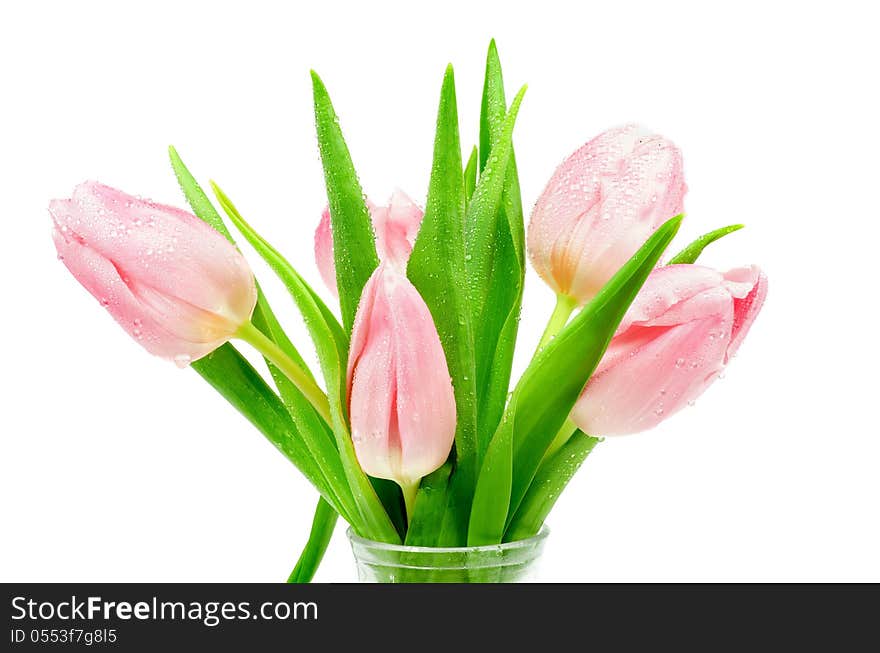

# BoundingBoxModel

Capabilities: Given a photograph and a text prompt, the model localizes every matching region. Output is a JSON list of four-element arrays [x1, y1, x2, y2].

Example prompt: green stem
[[533, 296, 580, 465], [287, 497, 338, 583], [542, 418, 578, 463], [235, 321, 332, 424], [400, 480, 420, 525], [535, 294, 577, 353]]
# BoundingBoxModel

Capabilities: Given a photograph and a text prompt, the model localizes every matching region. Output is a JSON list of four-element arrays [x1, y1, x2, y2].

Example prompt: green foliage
[[506, 431, 600, 541], [211, 183, 399, 544], [311, 72, 380, 333], [162, 43, 707, 578], [473, 217, 682, 541], [464, 146, 478, 203], [404, 462, 454, 546], [668, 224, 744, 264], [406, 65, 479, 541], [470, 40, 526, 452], [193, 344, 329, 502], [288, 498, 338, 583], [467, 405, 515, 545]]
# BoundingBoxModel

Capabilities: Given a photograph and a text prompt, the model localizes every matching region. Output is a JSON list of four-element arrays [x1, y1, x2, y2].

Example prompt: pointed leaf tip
[[208, 179, 222, 198], [310, 72, 379, 332], [310, 70, 328, 96], [667, 220, 741, 265], [487, 39, 500, 65]]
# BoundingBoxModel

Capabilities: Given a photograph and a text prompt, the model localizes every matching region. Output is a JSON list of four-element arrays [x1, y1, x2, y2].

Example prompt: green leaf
[[465, 84, 526, 328], [369, 477, 406, 539], [169, 146, 232, 240], [434, 470, 470, 546], [464, 145, 478, 204], [192, 345, 335, 509], [169, 147, 354, 525], [505, 216, 683, 521], [404, 461, 453, 546], [505, 431, 599, 542], [668, 224, 744, 264], [467, 404, 515, 545], [472, 41, 526, 449], [212, 183, 399, 544], [311, 71, 380, 333], [479, 39, 504, 173], [172, 149, 349, 585], [406, 65, 479, 540], [169, 145, 323, 373], [288, 497, 338, 583], [258, 344, 356, 525]]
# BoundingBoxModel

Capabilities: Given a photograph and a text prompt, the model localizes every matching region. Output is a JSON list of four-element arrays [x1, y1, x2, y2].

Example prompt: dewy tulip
[[346, 263, 456, 502], [315, 190, 423, 296], [527, 124, 687, 305], [571, 264, 767, 436], [50, 181, 257, 366]]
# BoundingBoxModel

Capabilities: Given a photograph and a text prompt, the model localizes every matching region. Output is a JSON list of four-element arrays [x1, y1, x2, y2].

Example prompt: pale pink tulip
[[571, 264, 767, 436], [315, 190, 423, 297], [527, 124, 687, 304], [346, 263, 456, 488], [50, 181, 257, 366]]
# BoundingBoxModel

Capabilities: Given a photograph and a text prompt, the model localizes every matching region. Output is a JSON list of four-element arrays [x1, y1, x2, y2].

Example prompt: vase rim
[[346, 525, 549, 554]]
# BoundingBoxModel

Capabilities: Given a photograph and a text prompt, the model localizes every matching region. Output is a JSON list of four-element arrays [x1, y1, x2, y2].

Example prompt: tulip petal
[[528, 125, 648, 291], [347, 271, 399, 481], [373, 190, 423, 268], [50, 182, 257, 365], [572, 304, 732, 436], [615, 264, 724, 334], [577, 137, 685, 299], [722, 264, 761, 298], [571, 262, 767, 436], [347, 265, 455, 486], [725, 266, 768, 359], [527, 124, 687, 303], [314, 207, 338, 298], [70, 183, 254, 319], [346, 264, 381, 397], [52, 217, 220, 363], [385, 272, 457, 484], [314, 193, 424, 296]]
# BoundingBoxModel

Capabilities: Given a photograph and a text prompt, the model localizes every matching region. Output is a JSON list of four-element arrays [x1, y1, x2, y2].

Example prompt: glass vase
[[347, 526, 549, 583]]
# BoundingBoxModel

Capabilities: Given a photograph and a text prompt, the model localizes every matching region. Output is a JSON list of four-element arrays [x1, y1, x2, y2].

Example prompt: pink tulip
[[527, 124, 687, 304], [50, 181, 257, 366], [346, 263, 456, 491], [571, 264, 767, 436], [315, 190, 423, 297]]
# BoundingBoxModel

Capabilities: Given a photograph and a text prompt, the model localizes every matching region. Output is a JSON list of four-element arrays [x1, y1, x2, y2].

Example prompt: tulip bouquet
[[50, 42, 766, 582]]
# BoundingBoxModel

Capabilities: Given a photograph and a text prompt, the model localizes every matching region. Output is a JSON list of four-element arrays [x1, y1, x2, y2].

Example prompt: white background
[[2, 0, 878, 582]]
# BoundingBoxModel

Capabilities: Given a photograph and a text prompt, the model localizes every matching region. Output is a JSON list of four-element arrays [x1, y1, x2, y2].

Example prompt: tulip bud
[[315, 190, 423, 296], [346, 263, 456, 493], [50, 181, 257, 366], [571, 264, 767, 436], [527, 124, 687, 304]]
